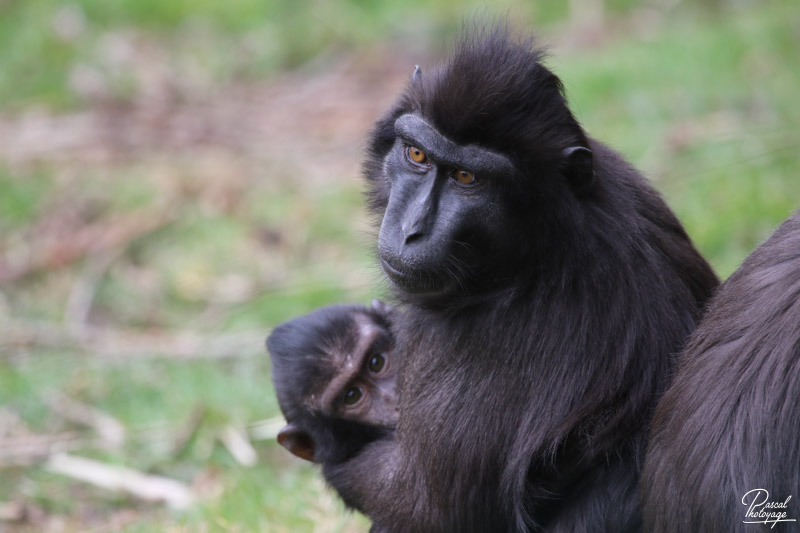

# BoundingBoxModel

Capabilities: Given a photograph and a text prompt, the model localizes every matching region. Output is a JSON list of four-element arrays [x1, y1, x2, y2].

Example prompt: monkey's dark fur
[[643, 211, 800, 532], [323, 29, 719, 532]]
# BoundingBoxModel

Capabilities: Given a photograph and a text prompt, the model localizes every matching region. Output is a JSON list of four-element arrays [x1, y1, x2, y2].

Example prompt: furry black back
[[643, 211, 800, 532]]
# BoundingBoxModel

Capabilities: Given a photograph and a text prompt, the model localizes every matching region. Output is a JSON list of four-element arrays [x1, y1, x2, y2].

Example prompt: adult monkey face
[[377, 113, 521, 302], [377, 112, 593, 304]]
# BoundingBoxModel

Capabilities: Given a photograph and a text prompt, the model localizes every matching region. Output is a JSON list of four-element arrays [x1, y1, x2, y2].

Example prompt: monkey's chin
[[380, 258, 458, 301]]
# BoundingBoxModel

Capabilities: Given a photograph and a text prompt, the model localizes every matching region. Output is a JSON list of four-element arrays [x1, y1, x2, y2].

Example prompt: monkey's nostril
[[403, 230, 423, 245]]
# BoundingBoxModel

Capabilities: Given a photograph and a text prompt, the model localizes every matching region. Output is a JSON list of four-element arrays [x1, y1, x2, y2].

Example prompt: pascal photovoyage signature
[[743, 489, 797, 528]]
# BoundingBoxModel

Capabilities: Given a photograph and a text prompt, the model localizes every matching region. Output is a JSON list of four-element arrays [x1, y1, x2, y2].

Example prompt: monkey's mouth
[[380, 258, 411, 283], [380, 257, 457, 298]]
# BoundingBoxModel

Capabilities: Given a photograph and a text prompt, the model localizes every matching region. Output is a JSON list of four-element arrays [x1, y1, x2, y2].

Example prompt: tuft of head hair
[[416, 27, 586, 165]]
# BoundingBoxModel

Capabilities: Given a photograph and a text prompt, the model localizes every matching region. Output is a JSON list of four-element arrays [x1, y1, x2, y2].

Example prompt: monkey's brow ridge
[[394, 114, 516, 175]]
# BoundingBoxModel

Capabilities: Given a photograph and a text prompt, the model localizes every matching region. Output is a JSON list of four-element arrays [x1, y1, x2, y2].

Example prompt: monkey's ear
[[562, 146, 594, 195], [277, 423, 316, 462], [412, 65, 422, 83]]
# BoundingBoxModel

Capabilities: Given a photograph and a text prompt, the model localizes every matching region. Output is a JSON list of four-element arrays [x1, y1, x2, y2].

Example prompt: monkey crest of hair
[[327, 27, 719, 532], [414, 32, 584, 167], [643, 211, 800, 533]]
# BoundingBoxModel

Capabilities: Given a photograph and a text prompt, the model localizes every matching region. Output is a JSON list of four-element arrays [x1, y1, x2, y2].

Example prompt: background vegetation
[[0, 0, 797, 531]]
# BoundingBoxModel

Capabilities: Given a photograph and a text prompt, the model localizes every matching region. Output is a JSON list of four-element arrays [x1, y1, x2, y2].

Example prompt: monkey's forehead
[[322, 315, 390, 366]]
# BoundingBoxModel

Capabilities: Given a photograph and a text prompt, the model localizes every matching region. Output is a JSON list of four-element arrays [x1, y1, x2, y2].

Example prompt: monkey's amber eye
[[454, 169, 475, 185], [406, 146, 428, 164], [368, 353, 386, 373], [343, 387, 363, 405]]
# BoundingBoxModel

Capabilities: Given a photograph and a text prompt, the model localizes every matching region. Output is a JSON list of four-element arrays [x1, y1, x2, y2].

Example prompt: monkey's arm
[[322, 435, 407, 527]]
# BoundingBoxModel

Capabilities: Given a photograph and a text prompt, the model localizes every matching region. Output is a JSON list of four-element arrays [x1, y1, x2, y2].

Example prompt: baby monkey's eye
[[343, 387, 363, 405], [368, 353, 386, 373]]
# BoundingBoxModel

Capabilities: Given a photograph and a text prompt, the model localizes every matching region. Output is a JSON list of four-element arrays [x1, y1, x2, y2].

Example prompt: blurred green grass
[[0, 1, 797, 532]]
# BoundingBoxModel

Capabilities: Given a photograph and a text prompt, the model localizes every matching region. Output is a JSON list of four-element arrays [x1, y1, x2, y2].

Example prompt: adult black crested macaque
[[266, 301, 399, 509], [323, 28, 719, 532], [643, 211, 800, 533]]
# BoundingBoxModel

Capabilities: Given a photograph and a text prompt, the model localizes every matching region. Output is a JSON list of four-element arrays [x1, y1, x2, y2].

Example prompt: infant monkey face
[[326, 315, 399, 428], [330, 318, 398, 427], [268, 301, 398, 463]]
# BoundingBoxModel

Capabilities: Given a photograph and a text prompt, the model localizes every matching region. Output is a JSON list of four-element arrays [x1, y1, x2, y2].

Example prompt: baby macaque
[[267, 300, 398, 464]]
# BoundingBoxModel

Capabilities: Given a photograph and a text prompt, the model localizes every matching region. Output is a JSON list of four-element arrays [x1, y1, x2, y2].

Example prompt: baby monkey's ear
[[277, 423, 316, 462]]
